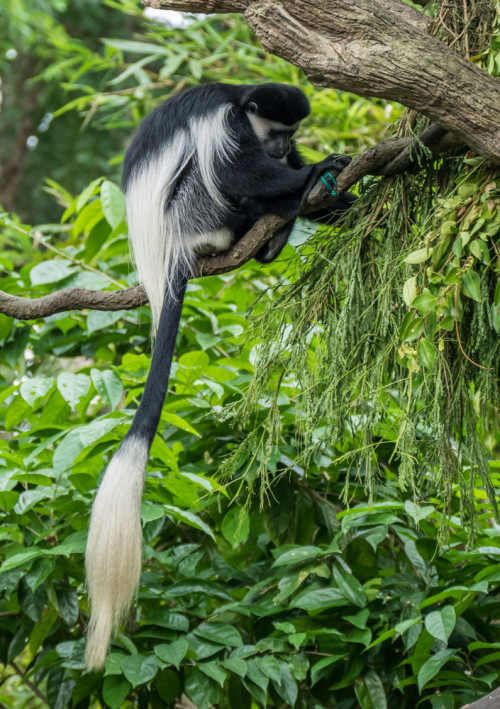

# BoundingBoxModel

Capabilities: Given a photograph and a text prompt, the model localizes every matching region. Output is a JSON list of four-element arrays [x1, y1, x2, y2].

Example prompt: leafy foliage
[[0, 3, 499, 709]]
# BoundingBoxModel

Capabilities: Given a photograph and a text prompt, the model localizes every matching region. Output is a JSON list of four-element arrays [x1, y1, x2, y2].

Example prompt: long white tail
[[84, 436, 148, 671]]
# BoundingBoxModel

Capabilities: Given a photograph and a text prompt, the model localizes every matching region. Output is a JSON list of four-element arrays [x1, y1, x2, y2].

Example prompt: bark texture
[[145, 0, 500, 163], [0, 127, 460, 319], [460, 688, 500, 709]]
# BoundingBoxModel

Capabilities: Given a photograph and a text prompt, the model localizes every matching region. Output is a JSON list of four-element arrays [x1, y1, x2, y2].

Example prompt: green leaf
[[310, 655, 343, 687], [402, 276, 417, 306], [20, 376, 54, 407], [57, 586, 79, 626], [276, 662, 298, 707], [417, 649, 456, 691], [333, 565, 367, 607], [221, 507, 250, 548], [154, 638, 188, 669], [401, 315, 424, 342], [2, 547, 46, 572], [101, 180, 126, 229], [87, 310, 125, 334], [462, 269, 481, 301], [364, 670, 387, 709], [221, 657, 247, 678], [185, 668, 220, 709], [405, 500, 435, 523], [412, 292, 437, 314], [292, 587, 349, 611], [195, 622, 243, 648], [121, 654, 158, 688], [199, 661, 228, 687], [30, 259, 76, 285], [91, 368, 123, 410], [102, 675, 131, 709], [273, 546, 323, 567], [405, 247, 433, 264], [417, 338, 436, 370], [163, 412, 200, 436], [255, 655, 281, 683], [57, 373, 90, 409], [424, 606, 456, 644], [163, 505, 215, 540]]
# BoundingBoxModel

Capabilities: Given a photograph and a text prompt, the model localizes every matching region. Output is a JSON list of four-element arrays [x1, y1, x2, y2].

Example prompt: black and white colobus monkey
[[85, 82, 355, 670]]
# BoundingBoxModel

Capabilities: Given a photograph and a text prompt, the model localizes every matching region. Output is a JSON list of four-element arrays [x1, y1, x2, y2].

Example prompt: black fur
[[85, 84, 356, 669]]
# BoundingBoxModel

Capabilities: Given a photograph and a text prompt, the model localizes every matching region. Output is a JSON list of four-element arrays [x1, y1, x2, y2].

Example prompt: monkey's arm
[[219, 152, 350, 219]]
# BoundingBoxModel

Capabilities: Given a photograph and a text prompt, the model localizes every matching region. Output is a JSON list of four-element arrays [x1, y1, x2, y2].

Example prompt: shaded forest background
[[0, 1, 499, 708]]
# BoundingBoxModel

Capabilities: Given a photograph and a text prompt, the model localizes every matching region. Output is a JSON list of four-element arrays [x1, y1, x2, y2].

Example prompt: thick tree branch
[[460, 688, 500, 709], [145, 0, 500, 163], [0, 127, 460, 320]]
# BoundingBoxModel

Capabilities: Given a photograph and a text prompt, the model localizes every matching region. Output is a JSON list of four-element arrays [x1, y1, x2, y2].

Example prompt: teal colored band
[[321, 171, 338, 196]]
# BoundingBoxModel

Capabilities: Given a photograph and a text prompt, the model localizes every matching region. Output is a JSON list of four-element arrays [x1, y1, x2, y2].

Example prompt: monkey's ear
[[246, 102, 258, 114]]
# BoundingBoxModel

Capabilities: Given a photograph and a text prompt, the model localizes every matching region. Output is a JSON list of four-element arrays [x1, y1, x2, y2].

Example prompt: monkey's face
[[246, 107, 299, 161]]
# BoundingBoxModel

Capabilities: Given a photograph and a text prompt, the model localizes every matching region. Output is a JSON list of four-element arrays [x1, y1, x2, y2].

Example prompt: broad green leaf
[[91, 368, 123, 410], [403, 276, 417, 306], [221, 507, 250, 548], [417, 338, 436, 370], [185, 668, 220, 709], [30, 259, 76, 285], [364, 670, 387, 709], [412, 292, 437, 314], [333, 566, 367, 607], [199, 661, 228, 687], [121, 654, 158, 688], [417, 650, 456, 691], [273, 546, 323, 567], [2, 547, 46, 572], [292, 587, 349, 611], [163, 412, 200, 436], [154, 638, 188, 669], [47, 531, 87, 556], [20, 376, 54, 407], [87, 310, 125, 334], [221, 657, 247, 678], [310, 655, 343, 687], [405, 500, 434, 523], [255, 655, 281, 683], [102, 676, 131, 709], [424, 606, 456, 644], [57, 373, 90, 409], [462, 269, 481, 301], [164, 505, 215, 539], [195, 622, 243, 648], [405, 247, 433, 264], [101, 180, 126, 229]]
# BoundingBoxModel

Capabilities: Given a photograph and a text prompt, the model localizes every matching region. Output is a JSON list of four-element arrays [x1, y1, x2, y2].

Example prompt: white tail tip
[[85, 436, 148, 671]]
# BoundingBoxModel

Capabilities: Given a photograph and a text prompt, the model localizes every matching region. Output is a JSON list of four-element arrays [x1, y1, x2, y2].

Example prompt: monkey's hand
[[303, 154, 352, 202]]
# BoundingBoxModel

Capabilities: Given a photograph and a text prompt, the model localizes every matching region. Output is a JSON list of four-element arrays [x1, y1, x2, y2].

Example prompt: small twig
[[10, 662, 49, 705]]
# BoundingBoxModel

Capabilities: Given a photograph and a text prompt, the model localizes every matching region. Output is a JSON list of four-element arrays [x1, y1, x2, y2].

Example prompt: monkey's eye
[[247, 102, 258, 114]]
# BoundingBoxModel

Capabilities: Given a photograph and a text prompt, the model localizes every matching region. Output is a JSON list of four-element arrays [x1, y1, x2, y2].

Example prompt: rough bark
[[144, 0, 500, 164], [460, 688, 500, 709], [0, 126, 460, 320]]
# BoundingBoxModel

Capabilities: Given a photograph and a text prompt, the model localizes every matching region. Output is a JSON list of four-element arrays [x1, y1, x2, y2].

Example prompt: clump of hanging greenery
[[225, 2, 500, 533]]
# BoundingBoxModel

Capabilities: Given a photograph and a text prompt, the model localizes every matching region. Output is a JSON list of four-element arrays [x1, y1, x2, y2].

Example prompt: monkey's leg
[[254, 221, 295, 263]]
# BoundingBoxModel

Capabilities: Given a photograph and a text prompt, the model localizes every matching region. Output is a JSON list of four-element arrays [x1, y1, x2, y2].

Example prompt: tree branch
[[145, 0, 500, 164], [460, 688, 500, 709], [0, 127, 460, 320]]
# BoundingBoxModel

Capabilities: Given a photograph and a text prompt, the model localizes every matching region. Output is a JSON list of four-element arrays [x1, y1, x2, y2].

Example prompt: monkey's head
[[242, 83, 310, 160]]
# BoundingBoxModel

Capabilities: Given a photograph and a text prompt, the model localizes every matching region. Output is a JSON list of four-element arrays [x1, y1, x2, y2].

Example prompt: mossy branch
[[0, 126, 459, 320]]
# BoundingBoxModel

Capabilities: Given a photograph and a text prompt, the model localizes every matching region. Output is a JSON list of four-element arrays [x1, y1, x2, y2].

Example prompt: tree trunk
[[145, 0, 500, 163]]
